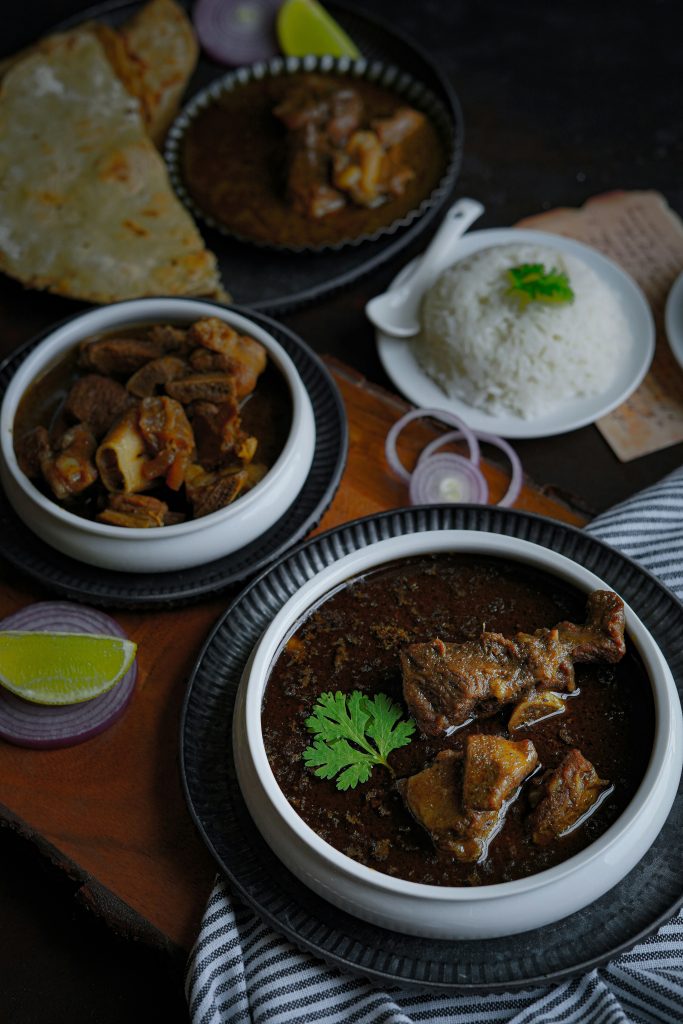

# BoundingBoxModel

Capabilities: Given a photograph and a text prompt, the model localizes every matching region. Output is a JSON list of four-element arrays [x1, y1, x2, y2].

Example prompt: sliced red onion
[[386, 407, 524, 509], [419, 429, 523, 507], [0, 602, 136, 749], [385, 407, 482, 484], [193, 0, 281, 66], [409, 453, 489, 505]]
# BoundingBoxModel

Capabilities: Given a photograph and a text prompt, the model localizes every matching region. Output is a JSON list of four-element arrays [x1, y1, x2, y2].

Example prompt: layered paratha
[[0, 28, 224, 303], [98, 0, 199, 146]]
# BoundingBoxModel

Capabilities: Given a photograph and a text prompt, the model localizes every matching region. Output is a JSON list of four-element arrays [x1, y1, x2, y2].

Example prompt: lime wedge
[[0, 631, 137, 705], [276, 0, 361, 58]]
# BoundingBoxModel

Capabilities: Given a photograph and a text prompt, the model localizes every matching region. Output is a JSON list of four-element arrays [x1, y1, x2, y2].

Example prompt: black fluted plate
[[58, 0, 464, 316], [181, 506, 683, 993], [0, 308, 347, 610]]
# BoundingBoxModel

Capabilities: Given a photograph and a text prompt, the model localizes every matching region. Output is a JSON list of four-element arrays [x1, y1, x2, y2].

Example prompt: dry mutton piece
[[401, 590, 626, 736]]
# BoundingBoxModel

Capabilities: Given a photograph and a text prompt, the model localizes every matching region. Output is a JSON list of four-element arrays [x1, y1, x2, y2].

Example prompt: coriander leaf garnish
[[302, 691, 415, 791], [505, 263, 574, 308]]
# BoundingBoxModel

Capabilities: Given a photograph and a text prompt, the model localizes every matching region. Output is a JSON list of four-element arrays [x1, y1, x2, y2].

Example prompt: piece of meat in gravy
[[189, 400, 257, 471], [508, 691, 566, 732], [15, 425, 53, 480], [286, 135, 346, 219], [63, 373, 133, 438], [36, 424, 98, 500], [97, 491, 184, 528], [401, 591, 626, 735], [463, 734, 538, 811], [273, 78, 363, 145], [146, 324, 190, 354], [126, 356, 188, 397], [371, 107, 425, 147], [165, 373, 237, 406], [184, 461, 266, 518], [400, 735, 539, 861], [79, 336, 165, 375], [398, 750, 501, 862], [137, 396, 195, 491], [186, 318, 266, 399], [529, 748, 611, 846], [274, 77, 425, 217]]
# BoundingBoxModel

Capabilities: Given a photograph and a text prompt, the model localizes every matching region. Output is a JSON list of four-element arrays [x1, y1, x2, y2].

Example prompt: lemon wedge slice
[[0, 631, 137, 705], [276, 0, 361, 58]]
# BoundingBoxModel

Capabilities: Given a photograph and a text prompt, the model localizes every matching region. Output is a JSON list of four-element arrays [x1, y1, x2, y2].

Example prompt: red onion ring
[[193, 0, 281, 66], [385, 407, 523, 508], [419, 429, 523, 507], [0, 602, 137, 749], [385, 407, 482, 484], [409, 453, 489, 505]]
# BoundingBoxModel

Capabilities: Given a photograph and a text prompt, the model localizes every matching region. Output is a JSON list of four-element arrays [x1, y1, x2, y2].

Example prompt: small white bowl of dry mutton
[[0, 298, 315, 572], [234, 531, 683, 939]]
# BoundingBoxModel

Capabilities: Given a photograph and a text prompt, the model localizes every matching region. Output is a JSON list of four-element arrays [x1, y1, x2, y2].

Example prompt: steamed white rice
[[415, 243, 630, 419]]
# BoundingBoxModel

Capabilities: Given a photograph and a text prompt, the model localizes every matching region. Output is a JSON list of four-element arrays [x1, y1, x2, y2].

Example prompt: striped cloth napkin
[[186, 469, 683, 1024]]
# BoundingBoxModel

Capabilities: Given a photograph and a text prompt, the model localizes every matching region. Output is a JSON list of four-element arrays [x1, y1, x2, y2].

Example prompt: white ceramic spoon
[[365, 197, 484, 338]]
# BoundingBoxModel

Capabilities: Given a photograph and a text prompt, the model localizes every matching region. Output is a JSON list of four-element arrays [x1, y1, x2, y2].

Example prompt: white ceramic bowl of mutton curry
[[233, 530, 683, 940], [0, 298, 315, 572]]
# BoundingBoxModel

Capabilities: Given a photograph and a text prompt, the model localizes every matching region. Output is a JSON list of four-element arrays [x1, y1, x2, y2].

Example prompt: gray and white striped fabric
[[187, 467, 683, 1024]]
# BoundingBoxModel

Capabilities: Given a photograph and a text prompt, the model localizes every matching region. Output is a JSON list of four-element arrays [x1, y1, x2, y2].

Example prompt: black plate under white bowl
[[181, 505, 683, 992], [0, 309, 347, 610]]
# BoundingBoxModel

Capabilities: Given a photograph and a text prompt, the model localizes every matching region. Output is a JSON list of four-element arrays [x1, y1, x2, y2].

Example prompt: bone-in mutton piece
[[400, 591, 626, 736]]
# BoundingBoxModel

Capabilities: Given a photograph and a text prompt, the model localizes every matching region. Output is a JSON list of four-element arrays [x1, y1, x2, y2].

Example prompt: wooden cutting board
[[0, 360, 587, 953]]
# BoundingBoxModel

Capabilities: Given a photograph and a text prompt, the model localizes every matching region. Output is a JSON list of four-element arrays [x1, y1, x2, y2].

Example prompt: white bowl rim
[[242, 529, 681, 902], [0, 298, 309, 540]]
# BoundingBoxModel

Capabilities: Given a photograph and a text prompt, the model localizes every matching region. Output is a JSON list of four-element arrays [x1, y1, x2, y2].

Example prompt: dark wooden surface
[[1, 1, 682, 1021]]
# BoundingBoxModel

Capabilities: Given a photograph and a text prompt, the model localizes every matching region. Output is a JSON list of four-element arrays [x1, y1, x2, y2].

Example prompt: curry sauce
[[180, 73, 447, 248], [262, 555, 654, 886]]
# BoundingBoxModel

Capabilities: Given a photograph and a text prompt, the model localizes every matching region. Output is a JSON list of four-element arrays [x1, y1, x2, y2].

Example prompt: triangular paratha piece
[[99, 0, 199, 146], [0, 29, 225, 303]]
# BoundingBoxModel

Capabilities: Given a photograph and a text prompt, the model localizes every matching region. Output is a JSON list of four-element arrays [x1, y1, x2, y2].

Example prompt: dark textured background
[[1, 1, 682, 1020]]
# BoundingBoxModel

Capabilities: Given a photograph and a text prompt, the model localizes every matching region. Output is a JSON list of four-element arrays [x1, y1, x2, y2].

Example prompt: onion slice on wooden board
[[385, 407, 482, 483], [0, 602, 137, 749], [418, 429, 523, 507], [193, 0, 281, 66], [409, 453, 489, 504], [385, 408, 523, 507]]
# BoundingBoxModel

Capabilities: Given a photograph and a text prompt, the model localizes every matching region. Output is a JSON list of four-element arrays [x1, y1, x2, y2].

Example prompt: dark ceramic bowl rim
[[164, 54, 460, 254]]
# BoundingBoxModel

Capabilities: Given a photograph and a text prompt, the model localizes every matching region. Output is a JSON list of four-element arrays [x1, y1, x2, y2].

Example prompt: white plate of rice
[[375, 228, 655, 439]]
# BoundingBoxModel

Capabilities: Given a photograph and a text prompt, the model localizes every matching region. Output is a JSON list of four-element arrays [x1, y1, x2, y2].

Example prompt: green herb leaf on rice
[[302, 690, 415, 791], [505, 263, 575, 309]]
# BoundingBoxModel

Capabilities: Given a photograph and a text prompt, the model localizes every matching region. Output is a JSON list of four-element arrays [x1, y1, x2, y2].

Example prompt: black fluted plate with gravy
[[59, 0, 464, 315], [166, 58, 454, 252], [181, 506, 683, 992]]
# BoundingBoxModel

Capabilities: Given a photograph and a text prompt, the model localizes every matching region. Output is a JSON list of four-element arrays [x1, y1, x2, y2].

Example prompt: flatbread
[[117, 0, 199, 146], [0, 29, 224, 303]]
